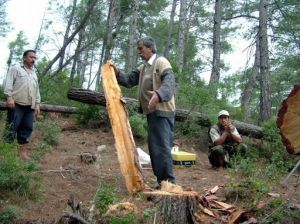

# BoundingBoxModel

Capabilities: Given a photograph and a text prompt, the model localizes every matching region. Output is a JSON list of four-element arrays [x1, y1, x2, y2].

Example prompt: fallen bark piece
[[209, 185, 219, 194], [277, 85, 300, 154], [228, 210, 246, 224], [101, 61, 146, 195]]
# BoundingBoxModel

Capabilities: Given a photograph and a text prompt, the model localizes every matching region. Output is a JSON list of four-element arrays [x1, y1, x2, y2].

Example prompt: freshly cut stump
[[101, 61, 146, 195], [144, 182, 200, 224], [277, 85, 300, 154]]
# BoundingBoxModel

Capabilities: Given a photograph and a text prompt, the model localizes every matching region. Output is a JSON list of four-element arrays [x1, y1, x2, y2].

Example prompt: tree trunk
[[164, 0, 177, 57], [101, 61, 146, 195], [126, 0, 139, 72], [67, 88, 263, 139], [58, 0, 78, 71], [177, 0, 187, 74], [0, 102, 77, 113], [259, 0, 272, 121], [277, 85, 300, 155], [241, 36, 260, 118], [41, 0, 97, 76], [70, 27, 84, 84], [209, 0, 222, 97]]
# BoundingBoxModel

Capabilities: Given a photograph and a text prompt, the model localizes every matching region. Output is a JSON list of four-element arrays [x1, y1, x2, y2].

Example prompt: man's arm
[[4, 67, 16, 109], [110, 63, 140, 88]]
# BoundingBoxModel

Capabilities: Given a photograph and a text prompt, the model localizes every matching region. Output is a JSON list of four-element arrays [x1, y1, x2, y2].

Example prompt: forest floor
[[1, 115, 300, 223]]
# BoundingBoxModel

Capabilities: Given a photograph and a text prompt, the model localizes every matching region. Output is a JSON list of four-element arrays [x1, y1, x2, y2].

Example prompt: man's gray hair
[[137, 36, 157, 53]]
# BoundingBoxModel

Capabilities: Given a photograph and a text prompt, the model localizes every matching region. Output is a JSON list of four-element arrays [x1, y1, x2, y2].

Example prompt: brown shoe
[[18, 144, 31, 160]]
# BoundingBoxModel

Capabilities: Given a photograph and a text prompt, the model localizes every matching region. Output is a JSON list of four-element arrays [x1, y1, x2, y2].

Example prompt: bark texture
[[277, 85, 300, 155]]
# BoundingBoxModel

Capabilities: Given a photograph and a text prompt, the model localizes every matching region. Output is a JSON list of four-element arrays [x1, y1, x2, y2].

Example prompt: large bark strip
[[0, 102, 77, 113], [277, 85, 300, 155], [101, 61, 146, 195], [67, 88, 263, 139]]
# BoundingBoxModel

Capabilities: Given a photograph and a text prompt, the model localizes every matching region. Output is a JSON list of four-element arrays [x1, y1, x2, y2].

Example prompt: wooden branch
[[68, 87, 263, 139], [0, 102, 78, 113], [101, 61, 146, 195]]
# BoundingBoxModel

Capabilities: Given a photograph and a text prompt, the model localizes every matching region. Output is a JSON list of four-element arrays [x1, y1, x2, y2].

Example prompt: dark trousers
[[4, 104, 34, 144], [147, 112, 175, 184]]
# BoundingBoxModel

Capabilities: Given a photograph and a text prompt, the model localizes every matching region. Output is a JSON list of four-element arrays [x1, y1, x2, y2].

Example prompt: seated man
[[208, 110, 247, 168]]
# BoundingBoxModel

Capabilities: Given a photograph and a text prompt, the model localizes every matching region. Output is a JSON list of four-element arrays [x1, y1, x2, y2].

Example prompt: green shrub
[[76, 104, 105, 127], [107, 213, 139, 224], [95, 181, 116, 214], [35, 119, 61, 146], [31, 143, 52, 161], [129, 113, 147, 140], [0, 142, 38, 196], [0, 205, 21, 224]]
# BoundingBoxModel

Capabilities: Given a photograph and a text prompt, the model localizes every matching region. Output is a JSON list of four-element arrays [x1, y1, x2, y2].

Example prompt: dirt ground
[[7, 115, 300, 223]]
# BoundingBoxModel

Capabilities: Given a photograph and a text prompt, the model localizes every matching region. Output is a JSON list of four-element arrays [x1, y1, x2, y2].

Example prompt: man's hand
[[148, 91, 159, 110], [6, 96, 15, 109], [35, 104, 40, 120], [109, 63, 120, 76], [225, 121, 235, 133]]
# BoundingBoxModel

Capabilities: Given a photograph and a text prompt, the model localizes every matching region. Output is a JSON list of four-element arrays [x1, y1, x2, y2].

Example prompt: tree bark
[[277, 85, 300, 155], [67, 88, 263, 139], [126, 0, 139, 72], [0, 102, 77, 113], [209, 0, 222, 97], [164, 0, 177, 57], [241, 36, 260, 118], [177, 0, 187, 74], [259, 0, 272, 121]]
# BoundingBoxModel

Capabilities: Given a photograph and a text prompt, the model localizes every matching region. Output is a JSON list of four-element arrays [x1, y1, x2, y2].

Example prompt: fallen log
[[277, 85, 300, 154], [101, 61, 146, 195], [67, 87, 263, 139], [0, 101, 78, 113]]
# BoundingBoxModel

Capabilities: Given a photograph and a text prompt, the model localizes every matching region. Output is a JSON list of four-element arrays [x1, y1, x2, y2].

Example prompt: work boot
[[18, 144, 31, 160]]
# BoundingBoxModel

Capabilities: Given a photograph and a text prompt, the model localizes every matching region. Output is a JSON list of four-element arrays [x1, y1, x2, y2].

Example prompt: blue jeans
[[147, 112, 175, 184], [4, 104, 34, 144]]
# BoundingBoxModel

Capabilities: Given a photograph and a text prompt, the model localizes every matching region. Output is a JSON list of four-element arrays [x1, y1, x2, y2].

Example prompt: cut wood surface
[[101, 61, 146, 195], [277, 85, 300, 154], [68, 87, 263, 139], [0, 101, 78, 113]]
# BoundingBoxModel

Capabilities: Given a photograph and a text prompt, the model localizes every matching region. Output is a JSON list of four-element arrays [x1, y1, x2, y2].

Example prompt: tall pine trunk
[[164, 0, 177, 57], [209, 0, 222, 97], [259, 0, 271, 121], [177, 0, 187, 74], [126, 0, 139, 72], [241, 36, 260, 118]]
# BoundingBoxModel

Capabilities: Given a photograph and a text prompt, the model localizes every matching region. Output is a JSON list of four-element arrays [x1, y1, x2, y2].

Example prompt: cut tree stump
[[67, 88, 263, 139], [277, 85, 300, 154], [144, 182, 200, 224], [101, 61, 146, 195]]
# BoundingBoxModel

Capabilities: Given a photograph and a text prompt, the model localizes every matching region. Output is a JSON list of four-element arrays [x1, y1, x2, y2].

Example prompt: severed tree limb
[[67, 87, 264, 139], [0, 101, 78, 113], [101, 61, 146, 195]]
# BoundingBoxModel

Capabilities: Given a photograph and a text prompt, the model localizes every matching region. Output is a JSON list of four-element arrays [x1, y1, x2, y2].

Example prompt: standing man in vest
[[111, 36, 176, 188], [208, 110, 247, 168], [3, 50, 41, 145]]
